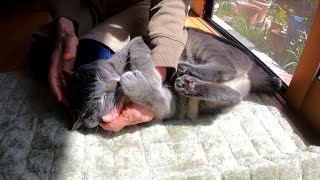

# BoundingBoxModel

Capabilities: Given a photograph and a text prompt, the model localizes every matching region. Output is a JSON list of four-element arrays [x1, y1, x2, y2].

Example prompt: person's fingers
[[49, 42, 70, 106], [99, 108, 154, 132], [101, 96, 127, 123], [99, 115, 128, 132], [99, 103, 154, 131], [123, 103, 154, 126], [62, 60, 75, 74], [49, 47, 64, 102], [100, 97, 154, 131], [62, 36, 78, 74], [63, 35, 78, 61]]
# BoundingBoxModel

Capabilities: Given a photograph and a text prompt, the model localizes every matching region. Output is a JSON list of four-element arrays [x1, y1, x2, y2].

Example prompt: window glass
[[212, 0, 319, 85]]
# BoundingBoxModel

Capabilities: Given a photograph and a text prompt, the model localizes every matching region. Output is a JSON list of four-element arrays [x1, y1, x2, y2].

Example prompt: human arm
[[99, 0, 190, 131], [48, 17, 79, 106], [49, 0, 80, 28], [148, 0, 191, 72]]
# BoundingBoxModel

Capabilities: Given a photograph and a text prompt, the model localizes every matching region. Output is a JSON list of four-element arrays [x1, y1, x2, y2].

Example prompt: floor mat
[[0, 72, 319, 180]]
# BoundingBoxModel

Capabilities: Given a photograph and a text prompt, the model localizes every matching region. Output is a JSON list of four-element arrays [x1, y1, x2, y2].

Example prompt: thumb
[[63, 35, 78, 61], [49, 47, 65, 102], [102, 96, 127, 122], [99, 115, 128, 132]]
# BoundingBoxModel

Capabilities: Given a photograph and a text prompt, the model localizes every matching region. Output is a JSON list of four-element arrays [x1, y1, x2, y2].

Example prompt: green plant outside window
[[213, 0, 318, 84]]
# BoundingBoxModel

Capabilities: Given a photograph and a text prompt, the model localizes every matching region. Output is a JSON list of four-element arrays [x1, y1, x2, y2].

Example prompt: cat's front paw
[[120, 70, 151, 99], [174, 75, 198, 96]]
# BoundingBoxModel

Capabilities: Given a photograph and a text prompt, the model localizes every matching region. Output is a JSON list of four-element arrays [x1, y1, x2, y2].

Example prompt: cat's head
[[66, 61, 122, 130]]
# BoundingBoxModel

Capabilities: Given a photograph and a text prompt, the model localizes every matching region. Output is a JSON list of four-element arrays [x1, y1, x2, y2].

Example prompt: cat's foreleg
[[120, 70, 175, 120], [119, 37, 175, 119]]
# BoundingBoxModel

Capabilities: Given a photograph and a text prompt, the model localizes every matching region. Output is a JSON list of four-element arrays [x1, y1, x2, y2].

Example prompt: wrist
[[155, 67, 167, 83]]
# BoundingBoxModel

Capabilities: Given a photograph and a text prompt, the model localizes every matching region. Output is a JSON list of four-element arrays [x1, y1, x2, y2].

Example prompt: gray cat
[[67, 28, 281, 130]]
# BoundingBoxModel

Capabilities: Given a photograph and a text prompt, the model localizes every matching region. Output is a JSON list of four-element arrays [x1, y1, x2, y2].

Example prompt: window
[[206, 0, 319, 86]]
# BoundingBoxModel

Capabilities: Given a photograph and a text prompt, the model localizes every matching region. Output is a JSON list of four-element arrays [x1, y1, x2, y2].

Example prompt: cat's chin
[[71, 120, 100, 130], [84, 120, 100, 129]]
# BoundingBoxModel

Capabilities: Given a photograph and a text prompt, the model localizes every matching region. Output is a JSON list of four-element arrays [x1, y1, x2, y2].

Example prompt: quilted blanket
[[1, 72, 320, 180]]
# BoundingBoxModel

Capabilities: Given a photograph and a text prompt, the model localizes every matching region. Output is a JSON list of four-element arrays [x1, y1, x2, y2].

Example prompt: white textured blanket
[[1, 72, 320, 180]]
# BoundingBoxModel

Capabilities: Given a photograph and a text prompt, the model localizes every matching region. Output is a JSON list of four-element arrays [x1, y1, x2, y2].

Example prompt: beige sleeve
[[148, 0, 191, 71], [48, 0, 96, 36], [49, 0, 80, 22]]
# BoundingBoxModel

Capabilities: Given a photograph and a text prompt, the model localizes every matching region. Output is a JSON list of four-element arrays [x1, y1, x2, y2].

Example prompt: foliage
[[216, 0, 312, 75], [216, 1, 237, 17], [269, 4, 288, 31], [281, 30, 308, 74], [230, 16, 276, 56], [302, 0, 319, 26], [307, 0, 320, 5]]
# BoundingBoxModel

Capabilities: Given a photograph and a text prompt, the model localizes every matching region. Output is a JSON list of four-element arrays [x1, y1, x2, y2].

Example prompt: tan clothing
[[48, 0, 191, 71]]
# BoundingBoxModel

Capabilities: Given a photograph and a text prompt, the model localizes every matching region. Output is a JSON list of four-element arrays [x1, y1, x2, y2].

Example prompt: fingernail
[[63, 53, 75, 61]]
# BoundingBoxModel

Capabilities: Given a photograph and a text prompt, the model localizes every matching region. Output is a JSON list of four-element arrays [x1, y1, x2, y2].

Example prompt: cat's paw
[[174, 75, 198, 96], [177, 62, 192, 77], [120, 70, 151, 98], [120, 70, 147, 90]]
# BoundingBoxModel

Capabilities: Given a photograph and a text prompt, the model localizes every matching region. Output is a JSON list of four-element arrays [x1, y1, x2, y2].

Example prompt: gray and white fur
[[67, 28, 281, 130]]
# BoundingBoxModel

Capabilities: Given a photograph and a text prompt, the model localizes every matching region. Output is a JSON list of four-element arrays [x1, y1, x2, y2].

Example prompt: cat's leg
[[175, 75, 246, 106], [120, 70, 175, 120], [177, 61, 237, 83], [127, 37, 163, 85], [119, 37, 175, 119]]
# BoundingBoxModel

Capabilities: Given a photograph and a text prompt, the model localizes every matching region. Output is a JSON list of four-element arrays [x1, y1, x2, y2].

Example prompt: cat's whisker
[[95, 125, 99, 134], [111, 131, 116, 138], [96, 73, 102, 82], [78, 100, 95, 120], [71, 109, 82, 130], [85, 73, 90, 80], [80, 72, 87, 80]]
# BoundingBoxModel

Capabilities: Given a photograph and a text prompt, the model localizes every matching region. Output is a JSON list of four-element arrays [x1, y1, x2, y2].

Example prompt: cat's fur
[[67, 28, 281, 130]]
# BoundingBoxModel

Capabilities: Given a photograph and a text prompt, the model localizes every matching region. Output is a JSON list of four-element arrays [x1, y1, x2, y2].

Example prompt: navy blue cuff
[[75, 39, 114, 69]]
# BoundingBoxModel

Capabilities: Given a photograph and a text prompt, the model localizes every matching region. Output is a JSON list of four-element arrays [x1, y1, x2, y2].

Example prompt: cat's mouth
[[70, 105, 111, 130], [67, 63, 122, 131], [70, 89, 122, 130]]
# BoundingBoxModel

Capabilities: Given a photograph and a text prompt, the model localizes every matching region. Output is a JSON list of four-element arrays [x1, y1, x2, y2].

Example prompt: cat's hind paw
[[174, 75, 198, 96]]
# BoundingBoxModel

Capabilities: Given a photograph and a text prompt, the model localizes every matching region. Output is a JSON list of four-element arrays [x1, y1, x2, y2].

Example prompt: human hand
[[49, 17, 79, 106], [99, 96, 155, 131], [99, 67, 167, 131], [155, 66, 167, 83]]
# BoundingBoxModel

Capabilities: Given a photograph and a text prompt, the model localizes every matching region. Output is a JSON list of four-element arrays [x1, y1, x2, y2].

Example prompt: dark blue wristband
[[75, 39, 114, 69]]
